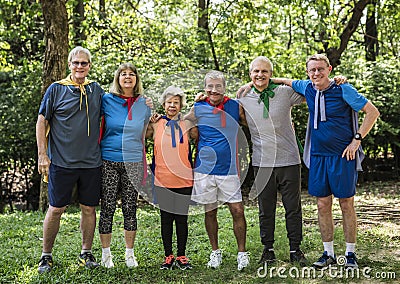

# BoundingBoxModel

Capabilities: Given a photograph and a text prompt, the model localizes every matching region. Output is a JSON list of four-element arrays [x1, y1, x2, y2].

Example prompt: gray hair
[[68, 46, 92, 63], [110, 63, 143, 96], [249, 56, 273, 73], [159, 85, 187, 108], [306, 54, 330, 68], [204, 70, 226, 88]]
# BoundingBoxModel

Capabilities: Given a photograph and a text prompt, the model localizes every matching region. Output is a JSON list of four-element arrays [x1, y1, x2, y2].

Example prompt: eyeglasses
[[205, 84, 224, 92], [251, 69, 271, 75], [71, 61, 89, 67], [307, 67, 326, 74], [120, 72, 136, 77]]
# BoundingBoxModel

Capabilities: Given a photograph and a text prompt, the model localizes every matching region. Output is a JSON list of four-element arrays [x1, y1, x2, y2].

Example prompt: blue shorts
[[48, 164, 101, 207], [308, 155, 357, 198]]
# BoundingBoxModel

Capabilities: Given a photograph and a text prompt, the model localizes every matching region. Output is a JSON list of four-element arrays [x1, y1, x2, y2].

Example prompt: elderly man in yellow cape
[[36, 46, 104, 273]]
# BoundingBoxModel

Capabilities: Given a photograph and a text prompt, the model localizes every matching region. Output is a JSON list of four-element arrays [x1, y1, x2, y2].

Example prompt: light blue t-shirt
[[100, 93, 151, 162]]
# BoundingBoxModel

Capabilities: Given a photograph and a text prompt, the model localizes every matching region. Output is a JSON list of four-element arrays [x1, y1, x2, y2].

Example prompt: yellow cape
[[56, 75, 93, 136]]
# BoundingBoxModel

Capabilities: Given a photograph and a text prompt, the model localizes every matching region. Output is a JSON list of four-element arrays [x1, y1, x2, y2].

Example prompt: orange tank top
[[153, 119, 193, 188]]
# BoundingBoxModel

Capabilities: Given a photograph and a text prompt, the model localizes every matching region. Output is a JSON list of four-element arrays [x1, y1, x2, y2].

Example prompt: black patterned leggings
[[99, 160, 143, 234]]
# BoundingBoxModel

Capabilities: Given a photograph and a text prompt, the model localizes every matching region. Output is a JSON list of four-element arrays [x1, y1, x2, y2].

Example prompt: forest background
[[0, 0, 399, 212]]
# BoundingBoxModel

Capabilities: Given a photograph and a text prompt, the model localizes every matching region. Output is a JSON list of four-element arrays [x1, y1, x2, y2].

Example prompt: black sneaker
[[38, 255, 53, 273], [345, 252, 358, 269], [290, 249, 308, 267], [312, 251, 336, 269], [78, 252, 100, 269], [160, 254, 175, 270], [258, 248, 276, 264], [175, 256, 193, 270]]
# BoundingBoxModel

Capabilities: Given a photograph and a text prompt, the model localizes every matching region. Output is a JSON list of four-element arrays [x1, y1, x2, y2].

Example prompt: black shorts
[[48, 164, 101, 207]]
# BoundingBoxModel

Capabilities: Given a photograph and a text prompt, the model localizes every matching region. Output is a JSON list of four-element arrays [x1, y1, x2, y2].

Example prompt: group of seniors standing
[[36, 46, 379, 274]]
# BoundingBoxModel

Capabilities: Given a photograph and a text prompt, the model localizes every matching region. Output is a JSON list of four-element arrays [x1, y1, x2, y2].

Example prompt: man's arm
[[358, 101, 380, 138], [342, 101, 380, 160], [36, 114, 50, 176], [239, 104, 247, 126], [189, 126, 198, 141], [272, 78, 294, 87], [145, 122, 154, 139], [183, 106, 197, 122]]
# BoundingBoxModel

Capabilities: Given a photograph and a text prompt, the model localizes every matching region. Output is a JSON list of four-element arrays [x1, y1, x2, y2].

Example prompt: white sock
[[102, 247, 111, 255], [126, 248, 134, 256], [238, 251, 247, 257], [323, 241, 334, 257], [81, 249, 91, 255], [41, 252, 52, 258], [345, 243, 356, 256]]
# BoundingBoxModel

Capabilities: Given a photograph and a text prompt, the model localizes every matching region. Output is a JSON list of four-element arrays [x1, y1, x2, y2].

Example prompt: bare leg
[[99, 233, 112, 248], [42, 205, 66, 252], [339, 197, 357, 243], [80, 204, 96, 250], [124, 230, 137, 249], [227, 202, 247, 252], [317, 196, 334, 242], [205, 203, 219, 250]]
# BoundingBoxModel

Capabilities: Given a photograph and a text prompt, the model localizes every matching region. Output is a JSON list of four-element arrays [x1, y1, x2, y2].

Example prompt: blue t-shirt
[[292, 80, 368, 155], [39, 82, 104, 168], [100, 93, 151, 162], [194, 98, 240, 175]]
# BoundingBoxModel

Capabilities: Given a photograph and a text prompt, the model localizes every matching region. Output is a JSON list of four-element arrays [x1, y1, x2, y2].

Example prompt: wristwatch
[[354, 133, 362, 141]]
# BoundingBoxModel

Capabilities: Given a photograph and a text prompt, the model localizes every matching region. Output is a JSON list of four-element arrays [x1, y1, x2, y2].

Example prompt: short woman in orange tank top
[[146, 86, 197, 270]]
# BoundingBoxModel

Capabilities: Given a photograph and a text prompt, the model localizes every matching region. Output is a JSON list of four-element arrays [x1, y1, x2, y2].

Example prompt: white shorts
[[192, 172, 242, 204]]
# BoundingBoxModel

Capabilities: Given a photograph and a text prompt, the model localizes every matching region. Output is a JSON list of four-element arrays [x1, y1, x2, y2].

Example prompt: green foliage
[[0, 62, 42, 210], [336, 58, 400, 159], [0, 0, 44, 67]]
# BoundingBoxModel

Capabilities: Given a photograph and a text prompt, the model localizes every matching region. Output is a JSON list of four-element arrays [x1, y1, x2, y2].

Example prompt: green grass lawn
[[0, 181, 399, 283]]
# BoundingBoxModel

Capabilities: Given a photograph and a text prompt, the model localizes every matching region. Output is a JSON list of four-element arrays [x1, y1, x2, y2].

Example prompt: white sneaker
[[126, 253, 138, 268], [237, 252, 250, 271], [207, 249, 222, 268], [101, 253, 114, 268]]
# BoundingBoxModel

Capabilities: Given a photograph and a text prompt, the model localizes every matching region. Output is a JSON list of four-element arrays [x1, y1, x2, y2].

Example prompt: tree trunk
[[365, 0, 379, 61], [39, 0, 69, 211], [326, 0, 369, 69], [99, 0, 106, 46], [73, 0, 87, 46], [197, 0, 219, 70]]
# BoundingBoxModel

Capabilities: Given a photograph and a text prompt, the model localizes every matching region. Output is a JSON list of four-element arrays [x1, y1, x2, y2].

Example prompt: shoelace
[[176, 256, 188, 264], [238, 252, 249, 261], [83, 252, 96, 262], [164, 255, 175, 264], [40, 255, 52, 264]]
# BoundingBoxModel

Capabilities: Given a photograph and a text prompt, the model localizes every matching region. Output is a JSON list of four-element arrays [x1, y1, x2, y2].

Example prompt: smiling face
[[68, 52, 91, 84], [205, 78, 225, 105], [118, 68, 137, 96], [249, 59, 273, 91], [306, 59, 332, 90], [163, 95, 182, 119]]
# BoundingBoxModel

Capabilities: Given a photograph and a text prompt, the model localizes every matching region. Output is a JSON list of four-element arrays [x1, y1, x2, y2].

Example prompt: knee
[[339, 198, 355, 213], [205, 209, 217, 220], [80, 204, 96, 216], [230, 204, 245, 220], [317, 198, 332, 214], [48, 205, 66, 218]]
